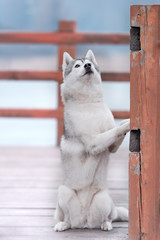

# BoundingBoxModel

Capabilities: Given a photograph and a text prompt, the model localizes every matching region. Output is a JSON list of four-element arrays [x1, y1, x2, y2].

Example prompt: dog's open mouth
[[83, 70, 93, 76]]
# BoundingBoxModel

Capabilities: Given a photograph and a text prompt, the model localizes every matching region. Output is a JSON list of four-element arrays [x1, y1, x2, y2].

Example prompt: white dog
[[54, 50, 130, 232]]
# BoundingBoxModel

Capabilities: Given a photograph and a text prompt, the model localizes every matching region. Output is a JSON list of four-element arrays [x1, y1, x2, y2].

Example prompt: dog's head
[[62, 50, 101, 83], [61, 50, 103, 103]]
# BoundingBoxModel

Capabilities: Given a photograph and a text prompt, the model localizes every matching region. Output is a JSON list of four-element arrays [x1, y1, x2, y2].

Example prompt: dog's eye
[[75, 64, 80, 68]]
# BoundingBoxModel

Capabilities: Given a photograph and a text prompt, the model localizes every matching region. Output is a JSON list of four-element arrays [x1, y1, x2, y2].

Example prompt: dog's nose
[[84, 63, 91, 69]]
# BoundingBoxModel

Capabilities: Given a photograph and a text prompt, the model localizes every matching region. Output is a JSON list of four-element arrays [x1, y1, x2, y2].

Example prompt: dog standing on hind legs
[[54, 50, 130, 232]]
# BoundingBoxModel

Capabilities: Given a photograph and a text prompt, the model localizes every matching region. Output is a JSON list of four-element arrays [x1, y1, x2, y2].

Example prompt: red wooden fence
[[0, 21, 130, 145]]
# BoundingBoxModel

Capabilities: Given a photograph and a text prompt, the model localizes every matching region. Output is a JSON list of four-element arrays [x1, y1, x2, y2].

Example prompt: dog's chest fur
[[64, 101, 115, 137], [61, 101, 115, 191]]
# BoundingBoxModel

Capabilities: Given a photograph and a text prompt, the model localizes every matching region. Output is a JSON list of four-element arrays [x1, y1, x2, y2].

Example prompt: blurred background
[[0, 0, 158, 147]]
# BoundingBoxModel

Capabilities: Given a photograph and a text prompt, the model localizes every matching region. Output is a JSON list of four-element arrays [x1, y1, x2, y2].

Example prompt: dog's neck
[[61, 82, 104, 105]]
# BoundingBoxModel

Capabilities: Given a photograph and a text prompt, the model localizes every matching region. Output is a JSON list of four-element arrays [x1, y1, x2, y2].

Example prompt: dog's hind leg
[[54, 185, 83, 231], [87, 190, 115, 230]]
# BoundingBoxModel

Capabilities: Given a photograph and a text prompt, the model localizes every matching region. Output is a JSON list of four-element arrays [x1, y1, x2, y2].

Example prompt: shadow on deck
[[0, 147, 129, 240]]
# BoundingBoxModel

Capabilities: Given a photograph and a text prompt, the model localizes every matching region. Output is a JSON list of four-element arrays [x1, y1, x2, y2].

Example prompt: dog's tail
[[112, 207, 129, 222]]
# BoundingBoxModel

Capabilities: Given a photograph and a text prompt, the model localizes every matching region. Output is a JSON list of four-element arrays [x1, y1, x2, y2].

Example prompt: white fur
[[54, 50, 130, 232]]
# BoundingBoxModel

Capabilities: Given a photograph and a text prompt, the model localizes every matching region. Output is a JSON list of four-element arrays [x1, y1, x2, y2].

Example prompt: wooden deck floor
[[0, 147, 129, 240]]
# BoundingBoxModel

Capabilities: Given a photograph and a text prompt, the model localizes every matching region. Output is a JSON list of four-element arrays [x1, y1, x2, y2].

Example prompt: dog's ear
[[62, 52, 73, 70], [85, 50, 97, 65]]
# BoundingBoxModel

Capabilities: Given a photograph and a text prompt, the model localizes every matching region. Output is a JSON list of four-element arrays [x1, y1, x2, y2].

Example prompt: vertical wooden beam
[[129, 5, 160, 240], [57, 21, 76, 145]]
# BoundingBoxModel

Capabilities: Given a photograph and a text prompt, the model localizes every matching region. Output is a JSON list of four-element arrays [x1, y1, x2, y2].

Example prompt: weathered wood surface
[[130, 5, 160, 240], [101, 72, 130, 82], [0, 109, 64, 119], [0, 147, 129, 239], [0, 32, 129, 45], [0, 71, 61, 81]]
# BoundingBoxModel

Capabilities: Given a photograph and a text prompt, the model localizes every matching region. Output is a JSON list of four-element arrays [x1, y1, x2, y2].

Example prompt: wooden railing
[[0, 21, 130, 145]]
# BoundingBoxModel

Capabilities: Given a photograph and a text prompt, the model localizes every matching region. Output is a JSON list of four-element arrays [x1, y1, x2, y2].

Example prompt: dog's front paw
[[119, 119, 130, 126], [119, 119, 130, 135], [54, 221, 70, 232], [101, 221, 113, 231]]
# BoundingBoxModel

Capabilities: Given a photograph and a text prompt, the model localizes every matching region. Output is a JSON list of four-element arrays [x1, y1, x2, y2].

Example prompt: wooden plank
[[0, 158, 61, 168], [0, 203, 55, 209], [130, 5, 160, 240], [0, 108, 63, 118], [129, 153, 141, 240], [0, 215, 128, 227], [0, 189, 57, 209], [0, 168, 62, 179], [0, 209, 129, 226], [0, 179, 128, 190], [0, 71, 61, 81], [0, 146, 60, 159], [0, 227, 128, 240], [0, 168, 62, 180], [112, 111, 130, 119], [0, 32, 129, 45], [0, 216, 54, 227], [101, 72, 130, 82], [0, 71, 130, 82], [0, 108, 129, 119], [0, 180, 61, 189], [0, 208, 54, 216], [0, 224, 128, 234], [0, 188, 128, 209]]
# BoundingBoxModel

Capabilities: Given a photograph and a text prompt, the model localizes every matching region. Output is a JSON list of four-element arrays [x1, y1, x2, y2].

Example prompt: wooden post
[[129, 5, 160, 240], [57, 21, 76, 145]]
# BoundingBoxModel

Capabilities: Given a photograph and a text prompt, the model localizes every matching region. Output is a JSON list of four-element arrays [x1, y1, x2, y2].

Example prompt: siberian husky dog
[[54, 50, 130, 232]]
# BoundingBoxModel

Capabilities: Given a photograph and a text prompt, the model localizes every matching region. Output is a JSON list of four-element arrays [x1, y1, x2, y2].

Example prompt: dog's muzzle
[[84, 63, 93, 75]]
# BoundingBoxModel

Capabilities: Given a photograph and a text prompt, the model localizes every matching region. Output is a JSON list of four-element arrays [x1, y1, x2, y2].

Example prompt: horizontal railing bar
[[0, 71, 130, 82], [112, 111, 130, 119], [0, 32, 129, 45], [0, 109, 64, 119], [101, 72, 130, 82], [0, 109, 129, 119], [0, 71, 62, 81]]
